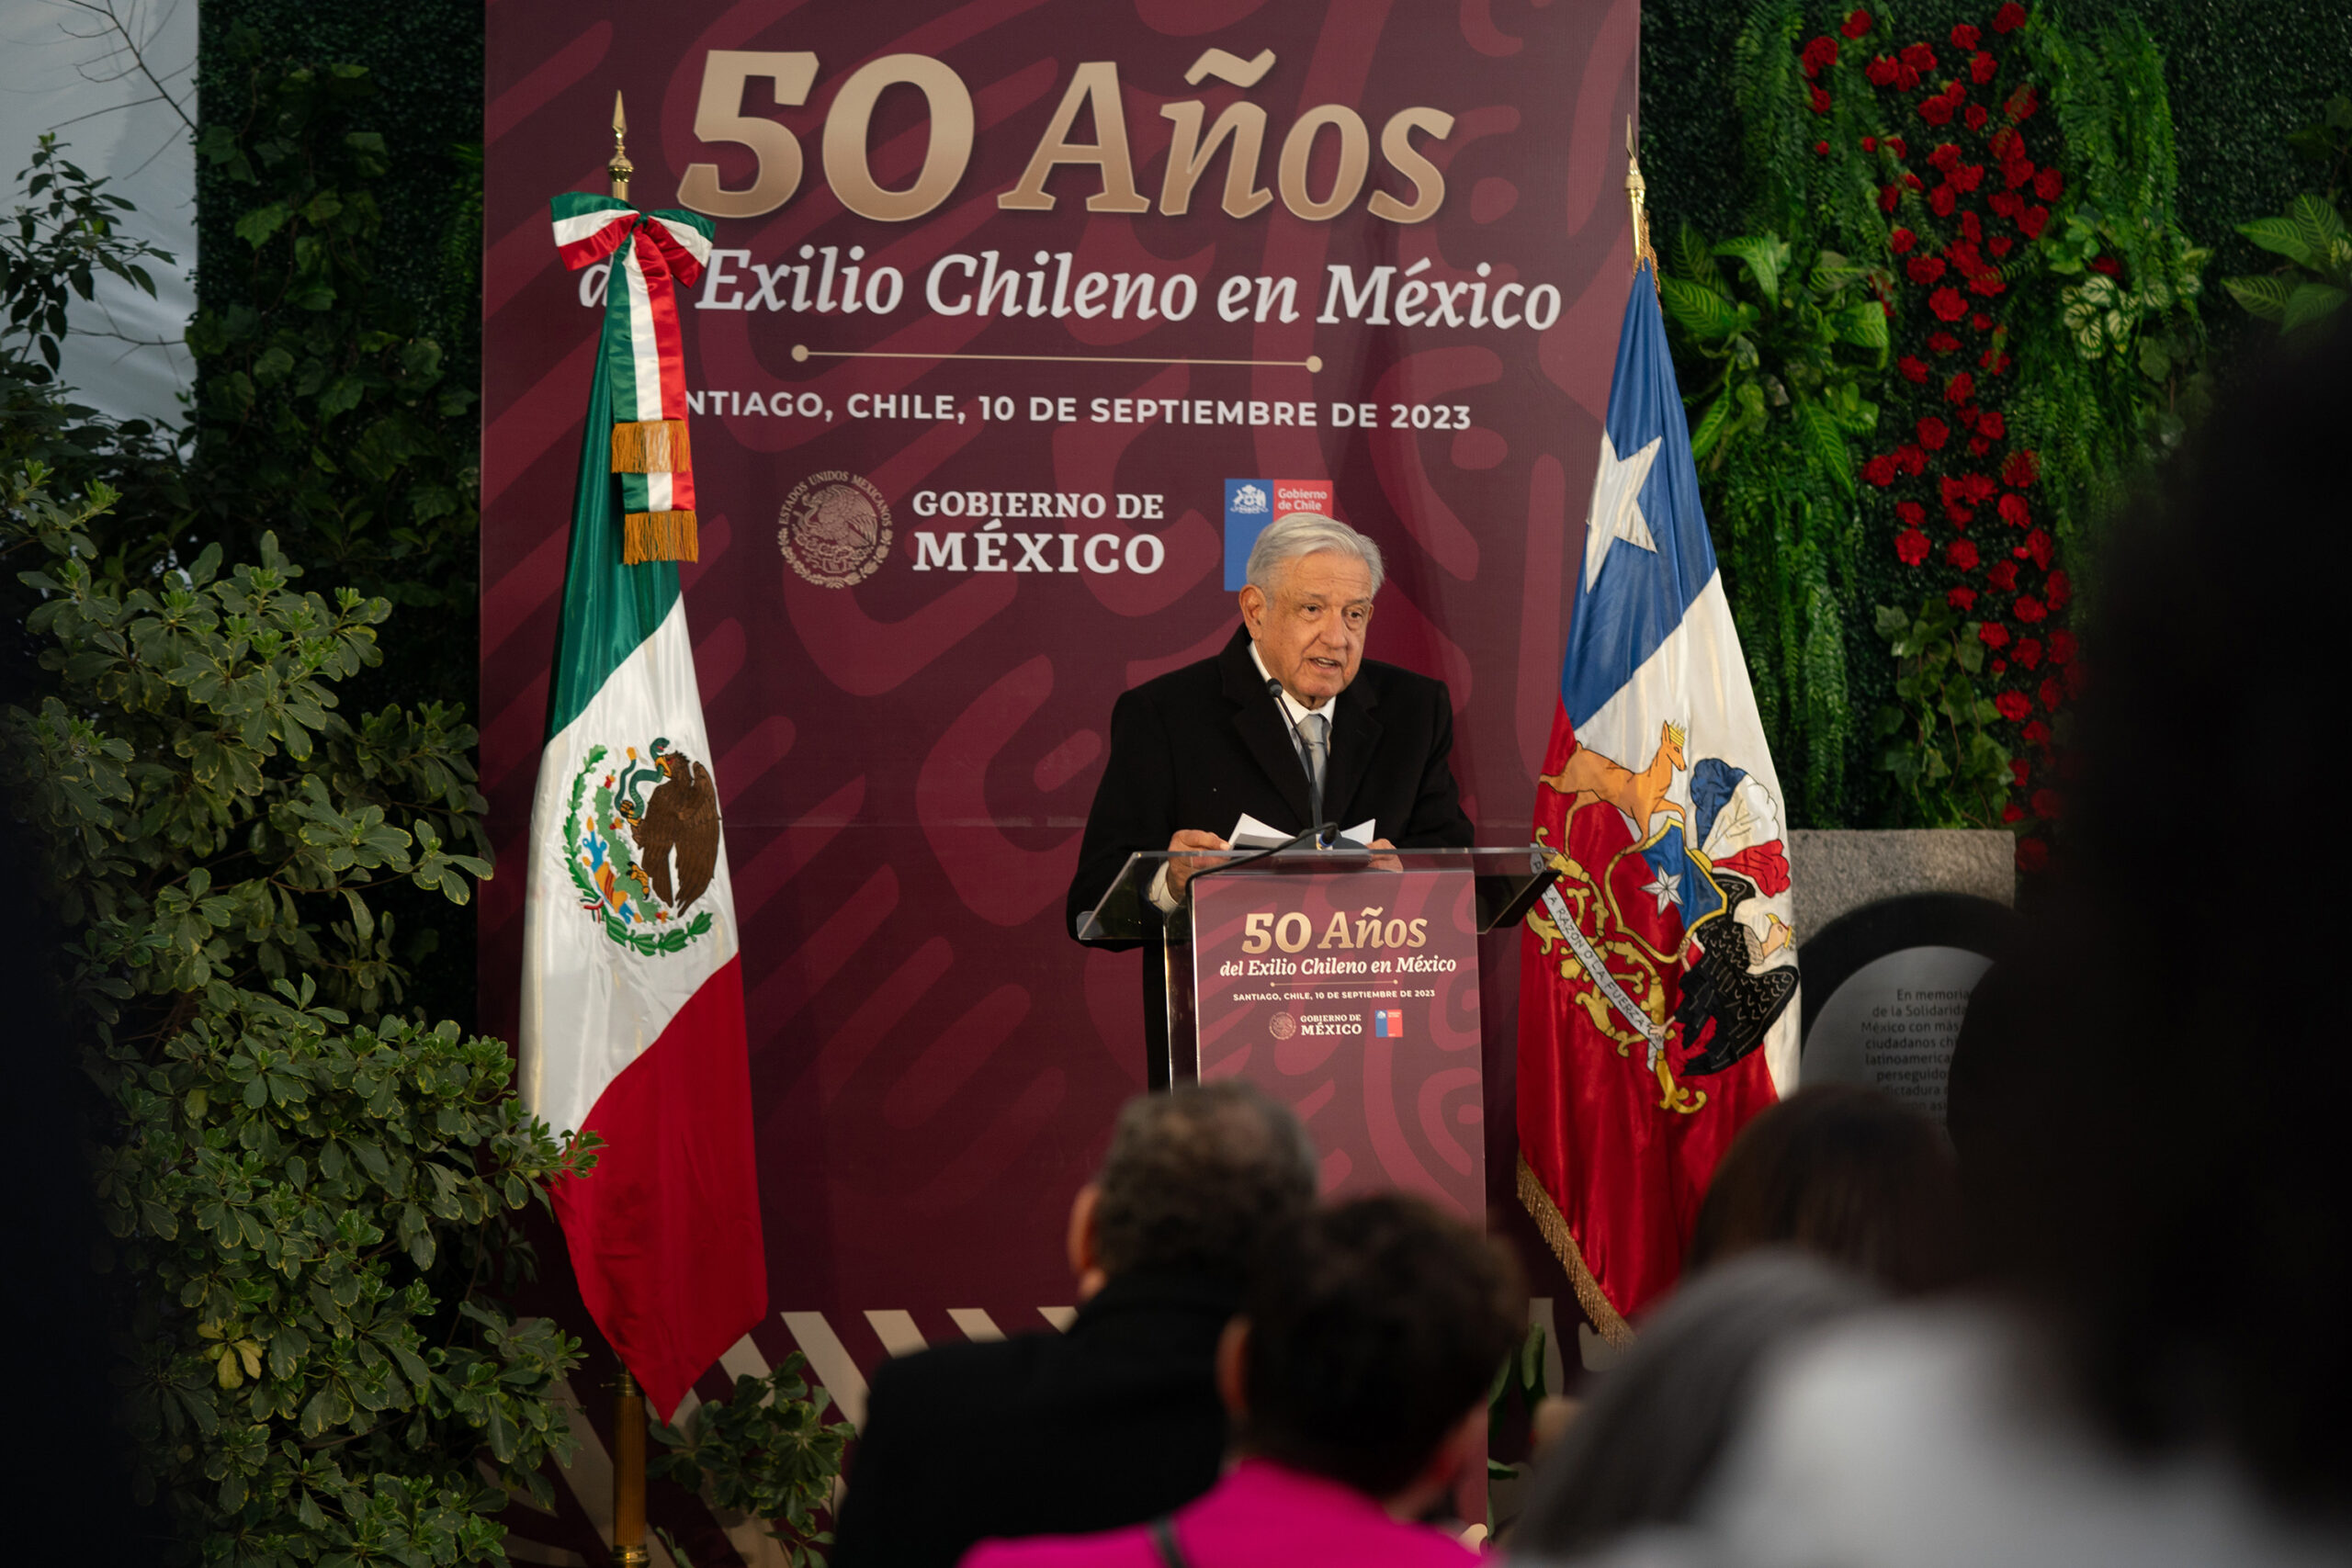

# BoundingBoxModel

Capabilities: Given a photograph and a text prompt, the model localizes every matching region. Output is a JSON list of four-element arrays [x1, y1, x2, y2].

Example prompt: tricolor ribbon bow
[[552, 193, 716, 564]]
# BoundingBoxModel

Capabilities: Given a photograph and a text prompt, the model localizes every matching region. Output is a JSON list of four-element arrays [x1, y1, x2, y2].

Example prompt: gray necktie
[[1300, 710, 1329, 795]]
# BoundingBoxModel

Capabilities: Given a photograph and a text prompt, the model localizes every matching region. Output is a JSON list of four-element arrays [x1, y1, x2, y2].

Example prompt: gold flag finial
[[608, 91, 635, 201], [1625, 117, 1658, 288]]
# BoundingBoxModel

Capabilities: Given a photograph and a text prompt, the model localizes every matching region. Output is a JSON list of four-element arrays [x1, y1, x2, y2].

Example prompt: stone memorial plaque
[[1803, 946, 1993, 1120], [1798, 891, 2016, 1122]]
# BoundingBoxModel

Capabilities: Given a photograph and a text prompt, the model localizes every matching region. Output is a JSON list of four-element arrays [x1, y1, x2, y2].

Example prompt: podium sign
[[1186, 867, 1486, 1219]]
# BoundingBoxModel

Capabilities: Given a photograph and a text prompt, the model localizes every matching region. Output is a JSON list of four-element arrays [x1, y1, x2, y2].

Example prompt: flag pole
[[603, 95, 650, 1568]]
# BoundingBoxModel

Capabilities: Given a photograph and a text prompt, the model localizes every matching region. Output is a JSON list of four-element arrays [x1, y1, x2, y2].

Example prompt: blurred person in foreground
[[1637, 321, 2352, 1568], [965, 1194, 1522, 1568], [1509, 1253, 1875, 1559], [1684, 1084, 1963, 1295], [831, 1083, 1317, 1568]]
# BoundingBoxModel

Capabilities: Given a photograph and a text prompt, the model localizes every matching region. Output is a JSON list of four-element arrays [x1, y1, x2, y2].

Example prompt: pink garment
[[960, 1459, 1478, 1568]]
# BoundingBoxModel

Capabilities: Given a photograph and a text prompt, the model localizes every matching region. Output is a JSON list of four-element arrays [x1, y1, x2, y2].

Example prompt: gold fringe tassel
[[1518, 1154, 1635, 1349], [622, 510, 698, 564], [610, 419, 692, 474]]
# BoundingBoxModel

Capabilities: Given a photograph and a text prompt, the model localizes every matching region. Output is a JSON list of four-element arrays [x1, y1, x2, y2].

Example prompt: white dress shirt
[[1144, 640, 1336, 913]]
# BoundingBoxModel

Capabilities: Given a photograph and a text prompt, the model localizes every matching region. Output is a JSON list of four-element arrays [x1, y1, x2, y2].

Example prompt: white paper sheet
[[1228, 813, 1376, 850]]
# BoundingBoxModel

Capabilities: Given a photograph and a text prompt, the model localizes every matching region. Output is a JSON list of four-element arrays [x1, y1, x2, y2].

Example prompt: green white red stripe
[[522, 194, 762, 1419]]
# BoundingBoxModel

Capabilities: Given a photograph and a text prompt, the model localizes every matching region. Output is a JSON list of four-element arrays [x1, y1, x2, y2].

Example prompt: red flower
[[2033, 167, 2065, 201], [1929, 184, 1958, 216], [1987, 560, 2018, 592], [1948, 586, 1979, 611], [1917, 414, 1951, 449], [1920, 94, 1956, 126], [2002, 448, 2040, 488], [2015, 594, 2048, 623], [1904, 170, 1925, 189], [1880, 182, 1901, 213], [1972, 50, 1998, 84], [1951, 162, 1984, 193], [2046, 569, 2071, 610], [1952, 22, 1982, 49], [1928, 331, 1962, 353], [2020, 204, 2049, 238], [1896, 63, 1921, 91], [2089, 255, 2120, 276], [1962, 472, 1998, 503], [1994, 3, 2027, 34], [1896, 443, 1928, 475], [1864, 454, 1899, 487], [1898, 354, 1930, 383], [2023, 718, 2051, 745], [1810, 84, 1832, 114], [2016, 837, 2048, 874], [1900, 41, 1939, 71], [1891, 226, 1917, 253], [1994, 683, 2029, 716], [2023, 527, 2052, 568], [2048, 629, 2075, 665], [1867, 54, 1900, 86], [1981, 622, 2014, 652], [1947, 538, 1980, 570], [1863, 135, 1879, 151], [2004, 801, 2025, 822], [1841, 8, 1874, 38], [2008, 756, 2031, 786], [1928, 141, 1961, 171], [1998, 494, 2030, 528], [1967, 434, 1994, 457], [1802, 35, 1840, 74], [1907, 254, 1948, 284], [1886, 135, 1908, 157], [2007, 83, 2039, 119], [1981, 350, 2013, 373], [1969, 269, 2007, 298], [2031, 787, 2064, 819], [2013, 637, 2042, 670], [1972, 311, 1996, 331], [1895, 526, 1931, 564], [1961, 209, 1984, 242], [1946, 501, 1975, 525], [2040, 680, 2065, 716], [1989, 189, 2024, 218], [1930, 286, 1967, 321], [1815, 140, 1831, 154], [1896, 501, 1926, 526], [1946, 370, 1976, 403], [1989, 235, 2015, 257], [1964, 103, 1989, 130]]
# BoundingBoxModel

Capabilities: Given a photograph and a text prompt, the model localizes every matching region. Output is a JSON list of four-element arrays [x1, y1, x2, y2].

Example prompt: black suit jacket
[[828, 1272, 1238, 1568], [1065, 625, 1474, 942]]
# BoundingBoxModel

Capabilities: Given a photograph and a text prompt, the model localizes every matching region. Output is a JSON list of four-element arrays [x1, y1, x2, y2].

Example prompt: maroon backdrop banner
[[482, 0, 1634, 1438]]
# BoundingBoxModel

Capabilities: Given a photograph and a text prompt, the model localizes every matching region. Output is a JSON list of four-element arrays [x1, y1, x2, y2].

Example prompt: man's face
[[1241, 550, 1376, 707]]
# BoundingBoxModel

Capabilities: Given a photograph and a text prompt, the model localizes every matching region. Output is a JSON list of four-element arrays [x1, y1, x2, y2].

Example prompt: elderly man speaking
[[1065, 513, 1473, 1083]]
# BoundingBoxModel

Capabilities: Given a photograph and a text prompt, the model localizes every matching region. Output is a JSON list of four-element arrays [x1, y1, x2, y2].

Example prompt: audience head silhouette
[[1073, 1080, 1317, 1295], [1224, 1193, 1521, 1506], [1687, 1082, 1963, 1294]]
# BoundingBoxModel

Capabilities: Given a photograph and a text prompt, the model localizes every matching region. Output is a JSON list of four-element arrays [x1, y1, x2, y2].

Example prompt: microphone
[[1268, 676, 1329, 847]]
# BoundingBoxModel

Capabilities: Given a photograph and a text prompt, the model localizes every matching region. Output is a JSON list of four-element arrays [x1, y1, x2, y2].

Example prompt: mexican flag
[[520, 196, 763, 1420]]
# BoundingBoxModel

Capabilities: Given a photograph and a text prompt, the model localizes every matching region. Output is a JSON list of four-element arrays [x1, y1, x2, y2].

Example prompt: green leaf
[[1712, 234, 1791, 309], [2280, 280, 2348, 333], [1659, 276, 1746, 342], [234, 203, 292, 249], [2222, 274, 2292, 323]]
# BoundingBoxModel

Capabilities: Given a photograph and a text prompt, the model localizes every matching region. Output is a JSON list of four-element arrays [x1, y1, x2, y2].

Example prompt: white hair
[[1244, 512, 1385, 596]]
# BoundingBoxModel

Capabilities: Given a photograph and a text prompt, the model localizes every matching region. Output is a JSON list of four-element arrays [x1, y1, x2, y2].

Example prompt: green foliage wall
[[1643, 0, 2352, 828], [195, 0, 483, 386]]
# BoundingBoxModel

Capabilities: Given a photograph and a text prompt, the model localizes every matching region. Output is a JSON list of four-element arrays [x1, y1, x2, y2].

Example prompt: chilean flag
[[520, 197, 763, 1420], [1517, 261, 1800, 1343]]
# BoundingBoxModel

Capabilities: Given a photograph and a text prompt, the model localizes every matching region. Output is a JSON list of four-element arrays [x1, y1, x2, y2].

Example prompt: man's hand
[[1166, 829, 1229, 900], [1366, 836, 1404, 874]]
